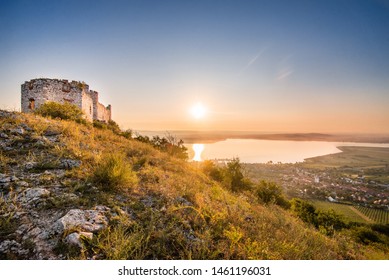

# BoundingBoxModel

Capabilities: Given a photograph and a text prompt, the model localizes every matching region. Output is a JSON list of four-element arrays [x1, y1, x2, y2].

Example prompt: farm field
[[310, 200, 389, 224], [309, 200, 369, 224], [301, 146, 389, 183], [302, 146, 389, 169], [353, 205, 389, 224]]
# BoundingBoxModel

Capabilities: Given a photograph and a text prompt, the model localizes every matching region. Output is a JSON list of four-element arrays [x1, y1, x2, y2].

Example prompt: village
[[244, 162, 389, 210]]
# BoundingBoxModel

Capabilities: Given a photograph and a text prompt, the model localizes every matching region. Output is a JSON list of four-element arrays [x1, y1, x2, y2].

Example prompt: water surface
[[186, 139, 389, 163]]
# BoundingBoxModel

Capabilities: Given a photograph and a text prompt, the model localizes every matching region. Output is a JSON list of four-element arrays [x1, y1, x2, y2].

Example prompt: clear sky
[[1, 0, 388, 133]]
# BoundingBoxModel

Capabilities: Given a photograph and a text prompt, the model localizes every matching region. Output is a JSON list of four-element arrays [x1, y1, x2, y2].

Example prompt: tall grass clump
[[34, 101, 86, 123], [91, 153, 138, 191]]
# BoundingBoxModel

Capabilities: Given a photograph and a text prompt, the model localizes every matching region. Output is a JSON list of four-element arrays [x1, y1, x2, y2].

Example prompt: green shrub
[[91, 153, 138, 191], [316, 209, 346, 236], [291, 198, 318, 226], [352, 227, 381, 244], [121, 129, 133, 139], [202, 158, 252, 192], [291, 199, 346, 236], [107, 120, 121, 134], [134, 134, 188, 160], [371, 224, 389, 237], [224, 158, 252, 192], [202, 160, 223, 182], [93, 120, 121, 134], [34, 101, 85, 123], [93, 120, 106, 129], [254, 180, 290, 209]]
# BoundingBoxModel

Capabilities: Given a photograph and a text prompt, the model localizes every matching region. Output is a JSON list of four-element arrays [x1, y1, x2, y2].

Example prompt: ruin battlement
[[21, 78, 111, 122]]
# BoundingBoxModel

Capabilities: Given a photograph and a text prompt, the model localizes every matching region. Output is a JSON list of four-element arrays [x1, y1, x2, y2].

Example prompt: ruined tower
[[21, 78, 112, 122]]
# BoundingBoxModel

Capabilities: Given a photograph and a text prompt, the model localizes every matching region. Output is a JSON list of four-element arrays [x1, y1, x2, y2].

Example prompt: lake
[[185, 139, 389, 163]]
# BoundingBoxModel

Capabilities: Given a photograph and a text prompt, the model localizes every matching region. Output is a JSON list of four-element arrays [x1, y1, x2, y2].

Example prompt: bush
[[201, 160, 223, 182], [254, 180, 290, 209], [224, 158, 252, 192], [291, 199, 318, 226], [371, 224, 389, 237], [93, 120, 122, 134], [316, 209, 346, 236], [34, 101, 85, 123], [352, 227, 381, 244], [121, 129, 133, 139], [107, 120, 121, 134], [91, 153, 138, 191], [202, 158, 251, 192], [291, 199, 346, 236], [134, 134, 188, 160]]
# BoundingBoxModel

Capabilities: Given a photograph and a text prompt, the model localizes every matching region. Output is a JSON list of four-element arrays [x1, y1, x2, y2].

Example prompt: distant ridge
[[162, 131, 389, 144]]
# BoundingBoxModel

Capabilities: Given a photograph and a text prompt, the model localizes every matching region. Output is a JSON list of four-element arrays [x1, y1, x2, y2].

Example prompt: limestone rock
[[0, 174, 18, 188], [44, 128, 62, 137], [10, 127, 25, 135], [175, 196, 192, 206], [0, 240, 29, 257], [59, 159, 81, 169], [65, 232, 93, 248], [24, 162, 37, 170], [17, 181, 29, 187], [0, 175, 11, 184], [53, 208, 110, 234], [19, 188, 50, 205]]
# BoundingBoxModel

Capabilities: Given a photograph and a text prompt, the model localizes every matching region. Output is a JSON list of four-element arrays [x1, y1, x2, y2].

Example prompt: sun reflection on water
[[192, 144, 204, 161]]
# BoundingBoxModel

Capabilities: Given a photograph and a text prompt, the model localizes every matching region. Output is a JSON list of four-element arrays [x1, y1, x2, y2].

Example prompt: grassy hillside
[[0, 109, 388, 259]]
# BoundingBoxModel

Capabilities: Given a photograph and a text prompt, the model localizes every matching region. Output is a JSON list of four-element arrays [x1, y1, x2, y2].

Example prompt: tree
[[291, 199, 346, 236], [254, 180, 290, 209], [224, 158, 251, 192], [316, 209, 345, 236], [291, 199, 317, 226]]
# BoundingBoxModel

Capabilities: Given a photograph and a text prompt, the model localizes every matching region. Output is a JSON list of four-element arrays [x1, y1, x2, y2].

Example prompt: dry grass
[[1, 110, 388, 259]]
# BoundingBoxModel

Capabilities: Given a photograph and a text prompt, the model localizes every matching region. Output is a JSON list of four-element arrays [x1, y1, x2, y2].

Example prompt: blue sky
[[1, 0, 389, 132]]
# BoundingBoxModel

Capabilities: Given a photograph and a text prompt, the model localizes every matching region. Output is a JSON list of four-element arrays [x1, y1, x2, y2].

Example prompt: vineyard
[[309, 200, 389, 224], [309, 200, 367, 223], [353, 206, 389, 224]]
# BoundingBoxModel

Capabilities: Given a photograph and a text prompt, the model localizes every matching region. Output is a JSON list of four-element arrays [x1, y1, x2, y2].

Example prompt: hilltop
[[0, 109, 388, 259]]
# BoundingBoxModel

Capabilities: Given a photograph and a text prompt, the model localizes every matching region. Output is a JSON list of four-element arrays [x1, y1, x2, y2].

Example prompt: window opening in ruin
[[28, 98, 35, 110], [90, 106, 92, 114]]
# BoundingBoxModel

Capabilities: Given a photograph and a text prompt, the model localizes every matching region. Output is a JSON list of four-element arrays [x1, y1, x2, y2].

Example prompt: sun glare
[[192, 144, 204, 161], [190, 102, 206, 119]]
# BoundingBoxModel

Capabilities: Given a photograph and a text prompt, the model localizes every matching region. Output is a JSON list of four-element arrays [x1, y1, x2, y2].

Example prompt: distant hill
[[140, 130, 389, 144], [0, 109, 387, 259]]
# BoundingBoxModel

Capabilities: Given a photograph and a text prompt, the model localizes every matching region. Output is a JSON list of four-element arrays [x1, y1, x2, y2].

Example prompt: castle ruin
[[21, 78, 112, 122]]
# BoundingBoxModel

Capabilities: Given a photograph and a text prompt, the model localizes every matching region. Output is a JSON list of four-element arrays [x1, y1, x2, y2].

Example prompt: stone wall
[[96, 103, 111, 122], [21, 78, 111, 122], [81, 92, 94, 122]]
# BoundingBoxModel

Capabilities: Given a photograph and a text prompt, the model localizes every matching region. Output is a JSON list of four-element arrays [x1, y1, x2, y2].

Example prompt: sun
[[190, 102, 206, 119]]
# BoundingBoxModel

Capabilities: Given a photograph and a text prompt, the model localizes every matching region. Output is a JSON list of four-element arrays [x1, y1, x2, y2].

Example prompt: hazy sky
[[1, 0, 388, 133]]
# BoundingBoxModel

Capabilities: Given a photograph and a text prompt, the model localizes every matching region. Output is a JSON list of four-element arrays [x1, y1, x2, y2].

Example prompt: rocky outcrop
[[0, 110, 113, 259], [53, 207, 110, 234]]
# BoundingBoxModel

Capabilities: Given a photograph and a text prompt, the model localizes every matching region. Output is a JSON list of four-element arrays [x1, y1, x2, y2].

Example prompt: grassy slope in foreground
[[0, 110, 386, 259]]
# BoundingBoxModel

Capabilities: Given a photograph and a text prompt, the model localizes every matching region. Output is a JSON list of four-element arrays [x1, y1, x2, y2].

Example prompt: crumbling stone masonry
[[21, 78, 112, 122]]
